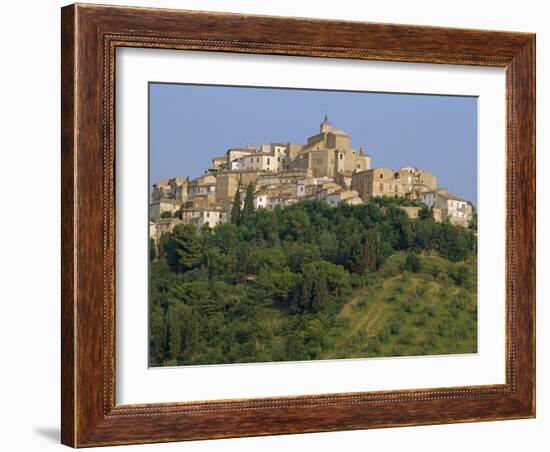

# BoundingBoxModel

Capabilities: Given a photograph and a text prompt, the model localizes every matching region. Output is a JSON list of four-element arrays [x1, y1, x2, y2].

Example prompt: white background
[[117, 49, 506, 404], [0, 0, 546, 451]]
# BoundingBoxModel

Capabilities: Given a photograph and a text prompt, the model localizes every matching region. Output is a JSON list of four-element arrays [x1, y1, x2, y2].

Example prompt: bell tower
[[320, 114, 332, 133]]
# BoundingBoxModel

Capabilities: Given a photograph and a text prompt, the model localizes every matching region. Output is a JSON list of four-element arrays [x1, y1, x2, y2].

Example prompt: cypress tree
[[241, 183, 255, 224], [311, 275, 329, 313], [231, 181, 241, 225], [166, 306, 181, 361]]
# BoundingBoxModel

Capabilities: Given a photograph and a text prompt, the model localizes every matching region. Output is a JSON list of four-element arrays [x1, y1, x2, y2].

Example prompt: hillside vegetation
[[149, 198, 477, 366]]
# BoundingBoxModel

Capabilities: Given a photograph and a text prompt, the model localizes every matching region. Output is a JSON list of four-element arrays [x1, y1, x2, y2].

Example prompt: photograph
[[49, 1, 537, 448], [148, 83, 479, 367]]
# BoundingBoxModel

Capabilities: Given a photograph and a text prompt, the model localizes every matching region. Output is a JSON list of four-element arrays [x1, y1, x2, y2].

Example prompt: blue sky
[[149, 83, 477, 204]]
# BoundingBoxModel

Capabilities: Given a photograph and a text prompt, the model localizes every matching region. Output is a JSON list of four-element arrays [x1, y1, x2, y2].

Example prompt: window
[[267, 158, 270, 165], [340, 154, 343, 160], [257, 157, 259, 163], [380, 183, 384, 192]]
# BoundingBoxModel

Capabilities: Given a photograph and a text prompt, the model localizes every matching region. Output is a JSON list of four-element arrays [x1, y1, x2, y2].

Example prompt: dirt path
[[337, 289, 366, 319], [344, 301, 386, 339]]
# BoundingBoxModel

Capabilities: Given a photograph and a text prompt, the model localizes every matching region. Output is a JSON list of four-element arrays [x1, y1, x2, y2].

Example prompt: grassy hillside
[[321, 252, 477, 359]]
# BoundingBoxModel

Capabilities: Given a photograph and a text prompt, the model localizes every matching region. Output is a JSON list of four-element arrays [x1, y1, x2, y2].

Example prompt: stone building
[[325, 189, 362, 207], [215, 172, 239, 203], [149, 217, 183, 243], [252, 181, 303, 209], [286, 143, 305, 161], [188, 174, 216, 198], [215, 170, 261, 203], [289, 116, 371, 178], [149, 199, 182, 221], [420, 189, 473, 227], [211, 155, 228, 171], [335, 170, 353, 189], [398, 167, 438, 199], [260, 143, 289, 171], [237, 152, 278, 172], [226, 146, 257, 165], [401, 206, 421, 220], [256, 169, 311, 188], [151, 177, 188, 202], [180, 207, 227, 229], [187, 193, 217, 209], [351, 167, 437, 201]]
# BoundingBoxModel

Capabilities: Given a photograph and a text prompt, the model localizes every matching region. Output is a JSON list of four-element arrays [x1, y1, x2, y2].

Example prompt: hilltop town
[[150, 116, 473, 242], [148, 115, 478, 367]]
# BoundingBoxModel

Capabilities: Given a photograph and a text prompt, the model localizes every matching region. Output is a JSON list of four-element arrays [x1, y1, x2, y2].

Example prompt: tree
[[352, 233, 377, 275], [418, 204, 433, 220], [149, 237, 157, 262], [157, 232, 171, 259], [181, 305, 200, 358], [469, 212, 478, 231], [299, 260, 349, 313], [241, 183, 255, 224], [166, 305, 181, 361], [165, 224, 202, 272], [231, 182, 241, 225], [436, 223, 471, 262], [255, 267, 299, 305], [449, 263, 471, 286], [404, 253, 421, 272], [311, 275, 329, 313], [160, 210, 173, 219], [300, 271, 314, 313], [387, 206, 413, 250], [204, 247, 234, 280], [149, 302, 166, 364], [413, 217, 435, 251], [308, 260, 350, 297], [282, 208, 311, 240]]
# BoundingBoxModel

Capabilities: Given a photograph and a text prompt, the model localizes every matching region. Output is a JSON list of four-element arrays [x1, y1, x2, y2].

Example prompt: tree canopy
[[150, 198, 477, 366]]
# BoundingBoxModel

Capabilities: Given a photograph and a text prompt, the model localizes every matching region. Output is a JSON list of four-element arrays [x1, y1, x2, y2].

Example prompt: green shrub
[[404, 253, 421, 272]]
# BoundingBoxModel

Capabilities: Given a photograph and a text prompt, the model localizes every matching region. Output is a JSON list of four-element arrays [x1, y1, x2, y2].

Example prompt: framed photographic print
[[61, 3, 536, 447]]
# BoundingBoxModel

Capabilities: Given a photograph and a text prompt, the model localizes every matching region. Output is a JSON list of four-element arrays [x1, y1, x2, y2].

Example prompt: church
[[288, 115, 371, 178]]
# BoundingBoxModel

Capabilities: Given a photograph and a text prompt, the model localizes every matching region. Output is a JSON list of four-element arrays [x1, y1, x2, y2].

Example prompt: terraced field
[[320, 252, 478, 360]]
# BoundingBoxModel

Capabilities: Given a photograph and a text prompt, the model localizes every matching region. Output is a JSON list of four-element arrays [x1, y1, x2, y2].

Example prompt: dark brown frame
[[61, 3, 536, 447]]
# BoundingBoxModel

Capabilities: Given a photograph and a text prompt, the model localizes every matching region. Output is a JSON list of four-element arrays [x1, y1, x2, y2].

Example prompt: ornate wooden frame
[[61, 3, 536, 447]]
